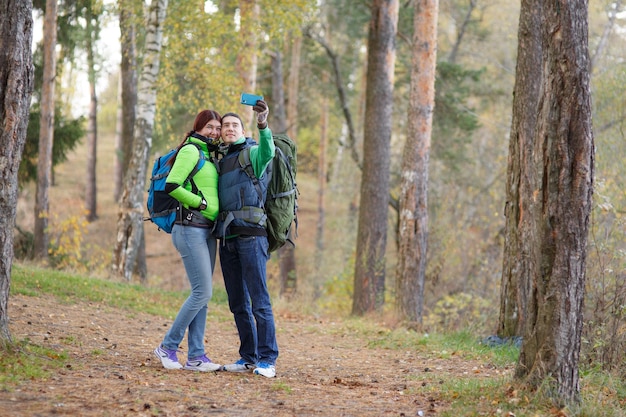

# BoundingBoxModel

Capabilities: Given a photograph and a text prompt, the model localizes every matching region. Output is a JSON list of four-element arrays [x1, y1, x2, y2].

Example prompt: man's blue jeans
[[219, 235, 278, 365], [162, 224, 216, 359]]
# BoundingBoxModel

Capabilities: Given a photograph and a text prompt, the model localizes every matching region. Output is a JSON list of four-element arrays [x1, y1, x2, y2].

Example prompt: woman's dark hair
[[168, 109, 222, 166]]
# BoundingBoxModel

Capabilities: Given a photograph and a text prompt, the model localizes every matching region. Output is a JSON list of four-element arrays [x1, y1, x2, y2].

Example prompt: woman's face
[[197, 119, 222, 140]]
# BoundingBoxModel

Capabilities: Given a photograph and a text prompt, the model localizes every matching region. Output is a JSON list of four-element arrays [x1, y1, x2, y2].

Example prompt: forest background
[[13, 0, 626, 377]]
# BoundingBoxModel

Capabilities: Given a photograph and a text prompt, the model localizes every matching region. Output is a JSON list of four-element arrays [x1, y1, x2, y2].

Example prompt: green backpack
[[238, 133, 298, 252]]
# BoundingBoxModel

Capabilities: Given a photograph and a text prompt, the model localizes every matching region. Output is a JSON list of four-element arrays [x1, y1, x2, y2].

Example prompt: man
[[217, 100, 278, 378]]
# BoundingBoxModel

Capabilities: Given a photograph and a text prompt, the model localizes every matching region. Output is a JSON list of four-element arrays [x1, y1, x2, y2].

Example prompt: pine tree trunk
[[34, 0, 57, 261], [236, 0, 259, 130], [0, 0, 34, 345], [352, 0, 398, 315], [498, 0, 542, 338], [85, 8, 99, 222], [515, 0, 594, 403], [287, 36, 301, 141], [115, 0, 138, 202], [396, 0, 438, 325]]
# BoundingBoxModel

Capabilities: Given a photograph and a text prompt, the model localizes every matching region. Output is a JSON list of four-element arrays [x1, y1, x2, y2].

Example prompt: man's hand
[[253, 100, 269, 129]]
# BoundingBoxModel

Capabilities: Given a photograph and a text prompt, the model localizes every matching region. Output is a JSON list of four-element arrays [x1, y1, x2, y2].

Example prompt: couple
[[153, 100, 278, 378]]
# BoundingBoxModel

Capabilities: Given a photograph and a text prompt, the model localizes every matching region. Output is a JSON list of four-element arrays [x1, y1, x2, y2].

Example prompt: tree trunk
[[113, 0, 168, 281], [237, 0, 259, 131], [287, 36, 301, 140], [515, 0, 594, 403], [396, 0, 438, 325], [270, 50, 297, 297], [34, 0, 58, 261], [116, 0, 138, 202], [314, 74, 329, 299], [85, 4, 99, 222], [498, 0, 542, 338], [113, 74, 123, 202], [0, 0, 34, 346], [352, 0, 398, 315]]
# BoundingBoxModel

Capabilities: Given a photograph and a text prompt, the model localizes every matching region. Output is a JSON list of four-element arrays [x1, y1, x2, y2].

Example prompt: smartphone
[[240, 93, 264, 106]]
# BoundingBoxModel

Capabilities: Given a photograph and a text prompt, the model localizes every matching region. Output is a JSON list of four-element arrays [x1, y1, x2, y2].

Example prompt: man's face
[[221, 116, 245, 145]]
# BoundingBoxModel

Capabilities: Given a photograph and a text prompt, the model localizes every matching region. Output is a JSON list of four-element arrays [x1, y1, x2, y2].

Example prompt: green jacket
[[230, 126, 275, 177], [165, 136, 219, 221]]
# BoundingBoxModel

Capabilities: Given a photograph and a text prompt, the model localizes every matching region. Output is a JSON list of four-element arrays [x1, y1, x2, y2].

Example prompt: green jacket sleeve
[[166, 145, 203, 209], [249, 127, 275, 178]]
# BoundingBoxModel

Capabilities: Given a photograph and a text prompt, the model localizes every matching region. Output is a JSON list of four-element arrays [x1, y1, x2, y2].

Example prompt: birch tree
[[0, 0, 34, 345], [113, 0, 168, 280], [396, 0, 438, 325]]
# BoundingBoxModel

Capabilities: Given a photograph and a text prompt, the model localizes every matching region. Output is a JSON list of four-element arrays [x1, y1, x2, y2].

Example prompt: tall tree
[[287, 36, 302, 141], [237, 0, 260, 130], [113, 0, 168, 281], [352, 0, 398, 315], [270, 50, 298, 296], [513, 0, 594, 402], [34, 0, 58, 260], [498, 0, 542, 338], [84, 0, 103, 222], [115, 0, 139, 202], [396, 0, 438, 325], [0, 0, 34, 345]]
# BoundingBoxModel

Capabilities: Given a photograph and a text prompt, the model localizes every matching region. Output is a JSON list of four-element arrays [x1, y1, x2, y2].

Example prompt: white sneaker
[[184, 354, 221, 372], [221, 358, 255, 373], [253, 362, 276, 378], [153, 345, 182, 370]]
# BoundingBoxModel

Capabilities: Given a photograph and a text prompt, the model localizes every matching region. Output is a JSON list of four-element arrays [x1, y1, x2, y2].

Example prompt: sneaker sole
[[253, 368, 276, 378], [221, 365, 255, 373], [184, 364, 222, 372]]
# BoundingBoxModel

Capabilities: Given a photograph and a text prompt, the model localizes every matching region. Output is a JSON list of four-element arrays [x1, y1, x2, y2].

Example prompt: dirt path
[[0, 293, 501, 416]]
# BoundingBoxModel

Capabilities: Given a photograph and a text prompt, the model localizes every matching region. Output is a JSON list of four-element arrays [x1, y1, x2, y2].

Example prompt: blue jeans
[[220, 235, 278, 365], [162, 224, 216, 359]]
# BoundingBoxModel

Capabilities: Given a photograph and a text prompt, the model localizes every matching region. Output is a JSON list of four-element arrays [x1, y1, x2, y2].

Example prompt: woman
[[153, 109, 222, 371]]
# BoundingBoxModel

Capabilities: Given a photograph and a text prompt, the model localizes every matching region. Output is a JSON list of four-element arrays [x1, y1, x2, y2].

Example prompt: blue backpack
[[145, 143, 205, 233]]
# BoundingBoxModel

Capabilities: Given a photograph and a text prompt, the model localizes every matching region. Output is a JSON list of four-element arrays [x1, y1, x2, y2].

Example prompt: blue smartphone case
[[240, 93, 264, 106]]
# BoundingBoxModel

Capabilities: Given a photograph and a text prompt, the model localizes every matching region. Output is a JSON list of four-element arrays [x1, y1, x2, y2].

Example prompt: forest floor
[[1, 291, 505, 417], [6, 134, 511, 416]]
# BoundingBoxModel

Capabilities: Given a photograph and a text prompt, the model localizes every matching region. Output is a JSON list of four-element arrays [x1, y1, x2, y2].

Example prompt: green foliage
[[424, 292, 494, 333], [154, 0, 313, 150], [319, 257, 355, 316], [20, 108, 85, 186], [431, 61, 483, 170]]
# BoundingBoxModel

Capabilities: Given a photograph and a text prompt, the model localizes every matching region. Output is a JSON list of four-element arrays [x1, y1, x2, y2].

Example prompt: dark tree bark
[[396, 0, 438, 325], [514, 0, 594, 403], [34, 0, 58, 260], [270, 50, 298, 297], [85, 3, 100, 222], [352, 0, 398, 315], [0, 0, 34, 345], [115, 0, 138, 203], [498, 0, 542, 338]]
